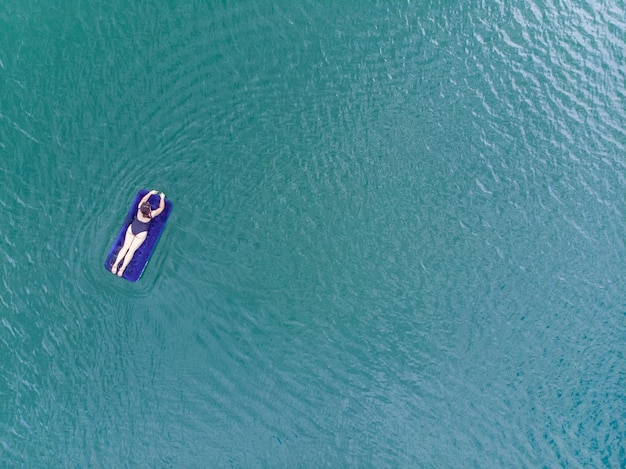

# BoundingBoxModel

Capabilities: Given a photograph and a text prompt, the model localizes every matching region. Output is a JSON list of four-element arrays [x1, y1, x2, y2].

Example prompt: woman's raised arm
[[138, 189, 158, 208], [151, 192, 166, 217]]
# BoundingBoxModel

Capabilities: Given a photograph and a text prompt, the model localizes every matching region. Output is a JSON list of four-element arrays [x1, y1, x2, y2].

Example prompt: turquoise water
[[1, 0, 625, 466]]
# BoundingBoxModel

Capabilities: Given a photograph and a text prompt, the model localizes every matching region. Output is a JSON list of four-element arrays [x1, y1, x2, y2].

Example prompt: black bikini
[[131, 217, 150, 235]]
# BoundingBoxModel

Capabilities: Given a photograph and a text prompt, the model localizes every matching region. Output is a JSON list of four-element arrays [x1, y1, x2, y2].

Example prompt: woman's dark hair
[[140, 202, 152, 217]]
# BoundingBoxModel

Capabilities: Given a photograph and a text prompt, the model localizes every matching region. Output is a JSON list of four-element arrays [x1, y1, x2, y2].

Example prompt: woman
[[111, 190, 165, 277]]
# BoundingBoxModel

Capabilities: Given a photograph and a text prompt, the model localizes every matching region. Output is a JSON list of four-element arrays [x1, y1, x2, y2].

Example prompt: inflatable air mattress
[[104, 189, 172, 282]]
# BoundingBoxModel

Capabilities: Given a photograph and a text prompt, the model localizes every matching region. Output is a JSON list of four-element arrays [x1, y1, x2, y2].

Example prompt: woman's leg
[[117, 232, 148, 276], [112, 226, 135, 274]]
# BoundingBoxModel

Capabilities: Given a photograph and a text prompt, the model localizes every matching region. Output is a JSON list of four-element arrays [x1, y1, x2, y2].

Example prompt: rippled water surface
[[1, 0, 625, 466]]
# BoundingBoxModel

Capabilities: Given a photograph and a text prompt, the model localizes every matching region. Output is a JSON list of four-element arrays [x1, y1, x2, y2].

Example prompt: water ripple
[[2, 0, 626, 465]]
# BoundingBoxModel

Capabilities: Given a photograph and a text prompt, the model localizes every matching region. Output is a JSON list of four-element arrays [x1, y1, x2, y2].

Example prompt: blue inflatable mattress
[[104, 189, 173, 282]]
